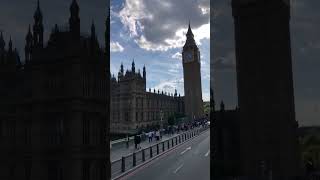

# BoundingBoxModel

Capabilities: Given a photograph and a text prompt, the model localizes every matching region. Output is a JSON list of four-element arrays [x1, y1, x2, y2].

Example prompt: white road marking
[[180, 147, 192, 155], [205, 150, 210, 157], [173, 164, 184, 174]]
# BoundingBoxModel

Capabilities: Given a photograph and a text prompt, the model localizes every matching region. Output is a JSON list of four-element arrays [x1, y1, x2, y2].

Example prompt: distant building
[[110, 62, 184, 134], [0, 0, 110, 179]]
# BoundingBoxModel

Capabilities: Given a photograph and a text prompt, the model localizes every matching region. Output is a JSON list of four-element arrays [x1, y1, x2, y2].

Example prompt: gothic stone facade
[[182, 23, 204, 120], [0, 0, 110, 179], [110, 62, 185, 134]]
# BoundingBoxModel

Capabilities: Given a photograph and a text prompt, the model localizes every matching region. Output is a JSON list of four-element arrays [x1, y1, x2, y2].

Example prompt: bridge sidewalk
[[110, 133, 180, 162]]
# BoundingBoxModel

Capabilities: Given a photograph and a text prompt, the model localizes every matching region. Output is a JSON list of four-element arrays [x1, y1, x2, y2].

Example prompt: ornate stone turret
[[69, 0, 80, 38], [143, 65, 146, 80], [0, 32, 4, 62], [105, 8, 110, 54], [33, 0, 44, 48], [90, 21, 98, 54], [131, 60, 135, 73], [8, 37, 13, 53], [120, 63, 124, 74], [14, 48, 21, 65], [220, 101, 225, 112], [25, 25, 33, 62], [118, 63, 124, 79], [54, 24, 59, 33], [91, 21, 96, 41], [0, 32, 5, 51]]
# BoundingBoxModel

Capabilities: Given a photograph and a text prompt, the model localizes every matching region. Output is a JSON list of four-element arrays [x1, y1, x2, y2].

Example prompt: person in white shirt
[[156, 130, 160, 141]]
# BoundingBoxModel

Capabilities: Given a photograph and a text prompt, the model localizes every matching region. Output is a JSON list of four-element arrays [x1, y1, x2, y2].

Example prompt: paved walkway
[[111, 132, 181, 162]]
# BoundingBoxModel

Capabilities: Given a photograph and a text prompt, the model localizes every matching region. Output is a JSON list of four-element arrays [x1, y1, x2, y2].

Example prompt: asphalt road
[[121, 129, 210, 180]]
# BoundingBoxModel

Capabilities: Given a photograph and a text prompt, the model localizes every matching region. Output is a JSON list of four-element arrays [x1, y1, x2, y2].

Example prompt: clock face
[[183, 51, 193, 63]]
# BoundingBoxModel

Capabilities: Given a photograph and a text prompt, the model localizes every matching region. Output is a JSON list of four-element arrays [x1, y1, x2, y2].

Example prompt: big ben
[[182, 23, 204, 120], [232, 0, 302, 179]]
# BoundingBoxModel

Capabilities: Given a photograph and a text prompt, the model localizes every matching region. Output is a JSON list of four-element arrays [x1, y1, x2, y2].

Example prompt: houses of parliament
[[110, 22, 206, 135], [110, 62, 184, 134], [0, 0, 110, 179]]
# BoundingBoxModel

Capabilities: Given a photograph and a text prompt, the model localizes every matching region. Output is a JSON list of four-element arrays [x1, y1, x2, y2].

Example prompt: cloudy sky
[[212, 0, 320, 126], [0, 0, 107, 59], [110, 0, 210, 101]]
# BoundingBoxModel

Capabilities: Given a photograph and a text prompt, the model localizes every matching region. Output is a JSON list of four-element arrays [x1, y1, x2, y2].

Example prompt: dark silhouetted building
[[0, 0, 110, 179], [230, 0, 302, 179], [212, 102, 240, 177]]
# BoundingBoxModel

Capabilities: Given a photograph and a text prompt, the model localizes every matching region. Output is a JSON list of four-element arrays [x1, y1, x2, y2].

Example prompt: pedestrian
[[126, 134, 129, 148], [152, 130, 155, 141], [148, 131, 152, 143], [137, 135, 141, 149], [156, 130, 160, 141], [134, 135, 138, 149]]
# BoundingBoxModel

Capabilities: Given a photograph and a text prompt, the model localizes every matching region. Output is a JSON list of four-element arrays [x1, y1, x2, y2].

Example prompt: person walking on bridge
[[126, 134, 129, 148], [155, 130, 160, 141], [134, 135, 138, 149], [148, 131, 152, 143], [137, 135, 141, 149]]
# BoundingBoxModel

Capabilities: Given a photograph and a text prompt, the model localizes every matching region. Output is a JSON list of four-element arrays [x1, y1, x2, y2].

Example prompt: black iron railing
[[111, 126, 209, 179]]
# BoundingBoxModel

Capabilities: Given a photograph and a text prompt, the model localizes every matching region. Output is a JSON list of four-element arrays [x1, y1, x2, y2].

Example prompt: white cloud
[[152, 77, 209, 102], [153, 78, 184, 95], [118, 0, 150, 37], [171, 52, 182, 59], [118, 0, 210, 51], [110, 41, 124, 52], [202, 92, 210, 102]]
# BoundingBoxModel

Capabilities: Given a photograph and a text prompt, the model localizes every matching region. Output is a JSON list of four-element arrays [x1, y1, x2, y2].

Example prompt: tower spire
[[0, 31, 5, 50], [120, 63, 124, 73], [184, 21, 197, 48], [105, 8, 110, 54], [25, 25, 33, 62], [186, 20, 194, 38], [132, 59, 135, 73], [91, 20, 96, 40], [27, 25, 32, 39], [8, 36, 13, 53], [143, 65, 146, 80], [69, 0, 80, 38], [34, 0, 42, 19], [33, 0, 44, 48]]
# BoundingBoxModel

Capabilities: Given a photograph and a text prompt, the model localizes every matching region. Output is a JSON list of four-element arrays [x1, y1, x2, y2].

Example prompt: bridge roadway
[[120, 130, 210, 180]]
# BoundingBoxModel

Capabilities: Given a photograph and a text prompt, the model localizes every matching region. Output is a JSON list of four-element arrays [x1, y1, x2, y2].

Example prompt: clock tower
[[232, 0, 302, 179], [182, 23, 203, 120]]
